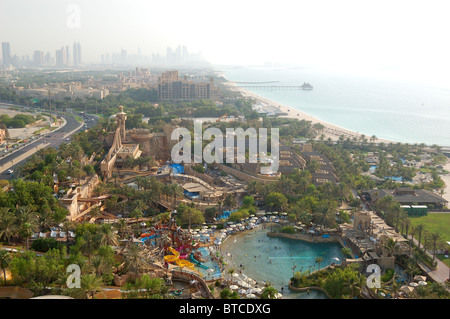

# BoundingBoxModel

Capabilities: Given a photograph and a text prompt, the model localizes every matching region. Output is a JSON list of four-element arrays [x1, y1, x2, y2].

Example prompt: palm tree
[[345, 277, 359, 299], [170, 183, 184, 206], [16, 206, 39, 250], [227, 268, 235, 284], [124, 243, 149, 278], [413, 224, 426, 249], [80, 231, 99, 262], [313, 204, 335, 229], [90, 255, 105, 276], [114, 219, 130, 240], [405, 263, 420, 283], [383, 238, 399, 257], [341, 247, 352, 267], [0, 209, 18, 245], [97, 223, 119, 247], [38, 210, 55, 232], [0, 250, 12, 285], [389, 279, 400, 299], [260, 286, 279, 299], [427, 231, 446, 262], [61, 220, 76, 246], [315, 256, 324, 270], [81, 274, 103, 299]]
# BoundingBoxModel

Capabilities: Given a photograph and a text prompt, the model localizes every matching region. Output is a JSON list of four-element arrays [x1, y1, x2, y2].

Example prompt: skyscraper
[[66, 45, 71, 65], [33, 50, 44, 67], [2, 42, 11, 66], [73, 42, 81, 66], [55, 46, 67, 66]]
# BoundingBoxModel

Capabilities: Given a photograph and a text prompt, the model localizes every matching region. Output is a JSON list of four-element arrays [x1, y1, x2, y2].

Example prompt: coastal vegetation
[[1, 70, 449, 301]]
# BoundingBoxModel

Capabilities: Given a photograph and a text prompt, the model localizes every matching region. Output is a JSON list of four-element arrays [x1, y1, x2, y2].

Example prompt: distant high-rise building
[[77, 42, 81, 64], [73, 42, 81, 66], [2, 42, 11, 66], [55, 46, 67, 66], [121, 49, 127, 65], [66, 46, 71, 65], [158, 70, 219, 101], [33, 50, 44, 67], [44, 52, 52, 66]]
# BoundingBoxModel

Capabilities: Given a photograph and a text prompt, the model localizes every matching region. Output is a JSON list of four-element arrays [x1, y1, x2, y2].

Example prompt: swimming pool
[[222, 226, 344, 299], [193, 246, 222, 281]]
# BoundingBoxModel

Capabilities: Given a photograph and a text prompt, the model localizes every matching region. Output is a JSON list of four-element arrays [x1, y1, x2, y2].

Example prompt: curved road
[[0, 104, 98, 180]]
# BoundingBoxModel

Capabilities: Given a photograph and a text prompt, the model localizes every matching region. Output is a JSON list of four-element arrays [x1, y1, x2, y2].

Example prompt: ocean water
[[224, 227, 343, 299], [222, 66, 450, 146]]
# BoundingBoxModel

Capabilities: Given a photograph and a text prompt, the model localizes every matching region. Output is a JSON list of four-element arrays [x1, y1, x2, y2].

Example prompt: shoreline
[[226, 82, 397, 144], [441, 159, 450, 204]]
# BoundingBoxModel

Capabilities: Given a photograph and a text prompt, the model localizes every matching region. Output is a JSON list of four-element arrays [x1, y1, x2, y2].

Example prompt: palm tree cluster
[[0, 205, 60, 249]]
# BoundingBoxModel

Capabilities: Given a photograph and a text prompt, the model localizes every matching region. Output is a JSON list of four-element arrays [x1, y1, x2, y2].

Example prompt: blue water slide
[[189, 253, 210, 270]]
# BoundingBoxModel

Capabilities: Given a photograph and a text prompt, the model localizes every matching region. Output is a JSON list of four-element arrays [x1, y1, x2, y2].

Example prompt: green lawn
[[409, 213, 450, 267], [409, 213, 450, 242]]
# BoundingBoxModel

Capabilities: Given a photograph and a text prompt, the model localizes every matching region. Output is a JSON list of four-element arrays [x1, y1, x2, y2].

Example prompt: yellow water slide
[[164, 247, 196, 270], [164, 247, 180, 263]]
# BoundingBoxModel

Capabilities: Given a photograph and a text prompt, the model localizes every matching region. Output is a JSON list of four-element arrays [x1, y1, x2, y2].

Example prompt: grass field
[[409, 213, 450, 267], [409, 213, 450, 242]]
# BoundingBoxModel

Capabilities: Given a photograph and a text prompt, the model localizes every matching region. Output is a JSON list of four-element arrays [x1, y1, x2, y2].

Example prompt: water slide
[[140, 234, 156, 243], [164, 247, 196, 269], [189, 253, 210, 270]]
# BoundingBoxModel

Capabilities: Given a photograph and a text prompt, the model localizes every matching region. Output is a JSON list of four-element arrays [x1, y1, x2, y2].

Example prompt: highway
[[0, 104, 99, 180]]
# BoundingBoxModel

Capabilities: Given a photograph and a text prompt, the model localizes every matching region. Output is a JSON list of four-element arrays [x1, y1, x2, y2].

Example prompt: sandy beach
[[226, 83, 396, 144], [441, 159, 450, 205]]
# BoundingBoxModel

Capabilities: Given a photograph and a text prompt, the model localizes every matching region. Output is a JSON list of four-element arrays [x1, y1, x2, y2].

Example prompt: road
[[0, 104, 98, 180]]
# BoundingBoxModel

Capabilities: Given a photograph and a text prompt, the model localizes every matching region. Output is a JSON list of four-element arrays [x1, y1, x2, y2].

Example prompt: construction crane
[[216, 113, 228, 122]]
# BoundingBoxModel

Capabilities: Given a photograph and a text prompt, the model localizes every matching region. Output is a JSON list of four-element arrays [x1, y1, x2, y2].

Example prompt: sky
[[1, 0, 450, 79]]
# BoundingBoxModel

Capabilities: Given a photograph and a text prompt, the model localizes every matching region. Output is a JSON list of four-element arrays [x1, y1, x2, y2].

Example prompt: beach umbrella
[[414, 275, 427, 282], [238, 289, 247, 294], [230, 285, 239, 290], [232, 273, 239, 277], [246, 293, 257, 299], [418, 281, 427, 286], [253, 288, 262, 294], [409, 282, 419, 287], [275, 293, 283, 299]]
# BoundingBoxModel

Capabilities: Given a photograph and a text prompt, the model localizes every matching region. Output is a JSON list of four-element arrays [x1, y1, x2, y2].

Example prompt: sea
[[221, 66, 450, 147]]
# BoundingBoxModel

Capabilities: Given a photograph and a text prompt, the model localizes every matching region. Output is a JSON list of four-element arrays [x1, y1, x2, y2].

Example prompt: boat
[[300, 82, 313, 90]]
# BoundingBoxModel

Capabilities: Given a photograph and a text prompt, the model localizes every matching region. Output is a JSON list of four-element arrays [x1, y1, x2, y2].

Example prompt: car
[[6, 169, 13, 174]]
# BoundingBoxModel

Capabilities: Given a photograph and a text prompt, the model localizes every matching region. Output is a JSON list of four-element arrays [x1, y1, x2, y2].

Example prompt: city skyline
[[1, 0, 450, 82], [1, 41, 206, 68]]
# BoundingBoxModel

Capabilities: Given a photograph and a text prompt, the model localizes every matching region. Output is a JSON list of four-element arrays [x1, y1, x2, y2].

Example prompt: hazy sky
[[1, 0, 450, 78]]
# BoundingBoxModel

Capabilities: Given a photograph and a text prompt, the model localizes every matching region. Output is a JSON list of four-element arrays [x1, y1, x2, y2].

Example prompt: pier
[[236, 85, 312, 90]]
